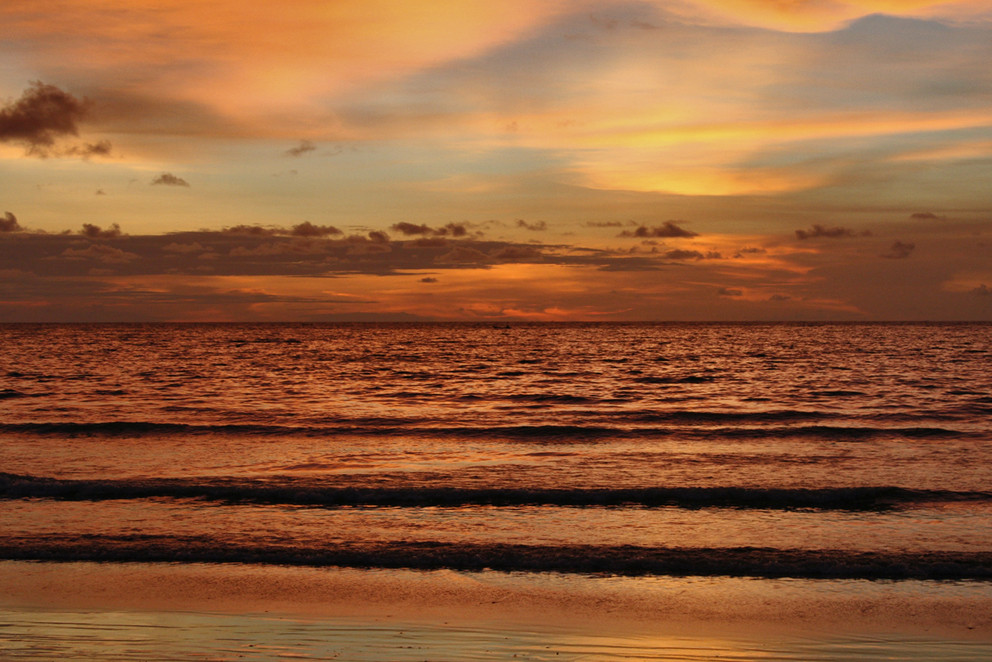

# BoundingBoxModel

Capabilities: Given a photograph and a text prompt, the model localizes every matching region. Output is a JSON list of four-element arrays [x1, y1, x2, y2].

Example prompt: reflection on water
[[5, 498, 992, 552], [2, 608, 991, 661]]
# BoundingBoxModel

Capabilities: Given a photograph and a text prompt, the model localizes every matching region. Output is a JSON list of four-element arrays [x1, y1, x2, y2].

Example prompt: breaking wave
[[2, 536, 989, 580], [0, 420, 963, 440], [3, 473, 988, 510]]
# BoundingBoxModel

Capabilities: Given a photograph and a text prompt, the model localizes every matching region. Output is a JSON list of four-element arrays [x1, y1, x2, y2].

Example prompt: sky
[[1, 0, 991, 322]]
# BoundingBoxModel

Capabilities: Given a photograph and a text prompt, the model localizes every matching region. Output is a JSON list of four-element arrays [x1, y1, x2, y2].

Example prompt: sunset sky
[[2, 0, 991, 321]]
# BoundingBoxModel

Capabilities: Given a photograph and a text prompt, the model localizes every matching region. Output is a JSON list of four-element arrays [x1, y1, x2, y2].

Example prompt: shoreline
[[2, 561, 991, 660]]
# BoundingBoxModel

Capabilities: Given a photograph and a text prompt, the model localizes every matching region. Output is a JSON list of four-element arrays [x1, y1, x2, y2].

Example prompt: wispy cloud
[[285, 140, 316, 157]]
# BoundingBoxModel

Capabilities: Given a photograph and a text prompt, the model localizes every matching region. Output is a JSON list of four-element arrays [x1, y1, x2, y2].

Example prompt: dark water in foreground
[[2, 322, 991, 579]]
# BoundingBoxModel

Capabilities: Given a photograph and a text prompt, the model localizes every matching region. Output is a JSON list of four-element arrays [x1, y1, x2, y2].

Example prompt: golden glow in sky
[[1, 0, 990, 320]]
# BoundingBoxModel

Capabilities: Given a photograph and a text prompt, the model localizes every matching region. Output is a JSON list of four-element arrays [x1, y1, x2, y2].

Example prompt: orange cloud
[[540, 109, 992, 195], [667, 0, 990, 31], [1, 0, 567, 132]]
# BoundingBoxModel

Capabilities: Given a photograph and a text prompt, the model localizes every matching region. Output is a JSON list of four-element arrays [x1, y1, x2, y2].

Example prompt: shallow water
[[2, 565, 992, 661], [4, 608, 991, 661]]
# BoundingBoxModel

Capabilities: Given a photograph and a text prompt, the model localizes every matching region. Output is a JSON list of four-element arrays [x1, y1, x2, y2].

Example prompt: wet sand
[[2, 561, 991, 660]]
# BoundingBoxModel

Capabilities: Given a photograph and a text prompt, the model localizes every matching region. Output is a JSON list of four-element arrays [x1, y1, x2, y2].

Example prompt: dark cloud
[[620, 221, 697, 238], [663, 249, 704, 260], [435, 245, 490, 264], [229, 241, 323, 257], [0, 222, 732, 285], [95, 189, 107, 196], [345, 241, 391, 257], [61, 243, 138, 263], [66, 140, 113, 159], [391, 222, 468, 237], [515, 219, 547, 231], [769, 294, 791, 301], [222, 224, 279, 236], [881, 240, 915, 259], [163, 241, 205, 254], [972, 284, 991, 297], [285, 140, 317, 157], [409, 237, 448, 247], [80, 223, 121, 238], [0, 82, 88, 156], [420, 277, 438, 283], [392, 222, 433, 236], [795, 224, 871, 240], [718, 287, 743, 297], [491, 245, 542, 260], [291, 221, 341, 237], [910, 212, 942, 221], [593, 256, 666, 272], [1, 212, 22, 233], [585, 221, 624, 228], [151, 173, 190, 187]]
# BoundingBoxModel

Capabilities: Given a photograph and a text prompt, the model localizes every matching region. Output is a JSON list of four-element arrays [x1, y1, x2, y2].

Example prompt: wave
[[2, 536, 990, 580], [632, 375, 715, 384], [3, 473, 988, 510], [0, 389, 45, 400], [624, 410, 828, 424], [0, 421, 297, 436], [505, 394, 599, 404], [0, 420, 965, 440]]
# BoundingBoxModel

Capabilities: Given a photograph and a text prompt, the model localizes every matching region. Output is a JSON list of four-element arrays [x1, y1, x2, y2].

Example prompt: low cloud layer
[[516, 219, 547, 231], [1, 215, 988, 321], [795, 225, 871, 240], [1, 212, 22, 232], [0, 218, 737, 286], [620, 222, 697, 239], [391, 222, 468, 237], [81, 223, 122, 238]]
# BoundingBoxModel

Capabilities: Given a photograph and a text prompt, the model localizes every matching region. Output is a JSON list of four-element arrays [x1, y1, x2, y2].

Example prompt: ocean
[[2, 322, 991, 659]]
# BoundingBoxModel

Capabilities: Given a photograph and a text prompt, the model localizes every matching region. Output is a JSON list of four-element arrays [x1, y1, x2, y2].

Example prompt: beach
[[2, 561, 992, 660]]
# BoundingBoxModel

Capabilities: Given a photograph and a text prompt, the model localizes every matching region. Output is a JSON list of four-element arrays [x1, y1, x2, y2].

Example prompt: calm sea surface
[[2, 322, 992, 578]]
